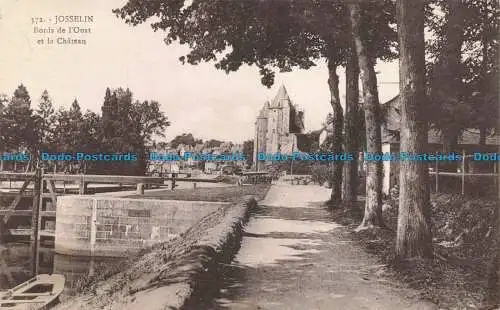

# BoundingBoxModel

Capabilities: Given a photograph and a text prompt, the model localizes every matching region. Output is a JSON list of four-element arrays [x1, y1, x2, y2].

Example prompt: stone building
[[253, 85, 305, 170]]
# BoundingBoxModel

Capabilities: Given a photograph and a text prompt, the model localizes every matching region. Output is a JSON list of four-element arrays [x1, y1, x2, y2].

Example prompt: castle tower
[[266, 84, 292, 154], [253, 85, 305, 170], [253, 102, 269, 171]]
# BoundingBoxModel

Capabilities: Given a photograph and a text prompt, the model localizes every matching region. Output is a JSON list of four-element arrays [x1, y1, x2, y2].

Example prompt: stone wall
[[55, 196, 229, 257], [53, 196, 258, 310]]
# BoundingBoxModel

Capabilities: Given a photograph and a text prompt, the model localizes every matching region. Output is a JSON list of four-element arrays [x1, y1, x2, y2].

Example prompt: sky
[[0, 0, 399, 144]]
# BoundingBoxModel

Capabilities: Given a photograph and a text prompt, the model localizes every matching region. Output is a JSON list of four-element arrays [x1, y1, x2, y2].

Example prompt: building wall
[[266, 109, 278, 153], [382, 143, 399, 195], [254, 116, 268, 170], [55, 195, 228, 257], [280, 134, 298, 154]]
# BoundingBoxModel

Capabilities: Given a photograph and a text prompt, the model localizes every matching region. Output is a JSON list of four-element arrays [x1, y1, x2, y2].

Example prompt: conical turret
[[270, 84, 290, 108]]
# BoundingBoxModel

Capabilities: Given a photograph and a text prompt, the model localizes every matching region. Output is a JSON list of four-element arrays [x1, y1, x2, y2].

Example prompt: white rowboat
[[0, 274, 65, 309]]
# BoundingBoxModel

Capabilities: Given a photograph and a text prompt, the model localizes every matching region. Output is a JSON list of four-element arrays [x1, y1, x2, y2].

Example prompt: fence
[[0, 170, 172, 276], [429, 150, 499, 196]]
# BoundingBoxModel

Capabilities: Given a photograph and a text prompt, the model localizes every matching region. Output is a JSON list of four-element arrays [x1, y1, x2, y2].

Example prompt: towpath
[[200, 183, 438, 310]]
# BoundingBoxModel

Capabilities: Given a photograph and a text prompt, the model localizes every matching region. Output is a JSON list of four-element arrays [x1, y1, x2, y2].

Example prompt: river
[[0, 242, 124, 302]]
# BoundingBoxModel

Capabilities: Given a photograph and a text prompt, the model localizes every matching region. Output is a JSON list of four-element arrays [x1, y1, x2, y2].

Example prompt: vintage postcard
[[0, 1, 498, 309]]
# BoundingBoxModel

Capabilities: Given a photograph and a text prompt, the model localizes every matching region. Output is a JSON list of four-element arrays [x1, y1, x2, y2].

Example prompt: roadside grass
[[331, 193, 498, 310]]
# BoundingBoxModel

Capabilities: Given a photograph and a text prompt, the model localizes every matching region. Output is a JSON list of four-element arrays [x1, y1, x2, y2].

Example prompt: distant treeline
[[0, 84, 170, 175]]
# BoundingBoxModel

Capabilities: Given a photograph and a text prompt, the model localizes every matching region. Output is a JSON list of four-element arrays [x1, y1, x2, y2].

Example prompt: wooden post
[[494, 161, 497, 189], [136, 183, 144, 195], [79, 178, 87, 195], [35, 175, 46, 276], [0, 220, 3, 244], [461, 149, 465, 195], [30, 168, 42, 276]]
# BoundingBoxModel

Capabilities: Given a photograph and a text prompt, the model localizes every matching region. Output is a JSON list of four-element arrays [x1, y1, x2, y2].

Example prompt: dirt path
[[199, 184, 440, 310]]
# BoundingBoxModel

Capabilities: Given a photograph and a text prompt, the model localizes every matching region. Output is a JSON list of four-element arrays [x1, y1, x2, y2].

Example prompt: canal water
[[0, 242, 124, 302]]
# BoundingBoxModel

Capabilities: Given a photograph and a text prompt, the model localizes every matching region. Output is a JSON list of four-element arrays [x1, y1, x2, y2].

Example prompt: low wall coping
[[57, 195, 232, 205]]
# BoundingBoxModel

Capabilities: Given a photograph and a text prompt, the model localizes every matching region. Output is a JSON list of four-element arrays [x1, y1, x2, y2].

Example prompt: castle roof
[[258, 101, 270, 118], [269, 84, 291, 108]]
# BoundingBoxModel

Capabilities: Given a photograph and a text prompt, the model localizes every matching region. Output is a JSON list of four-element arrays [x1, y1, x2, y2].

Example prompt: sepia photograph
[[0, 0, 498, 309]]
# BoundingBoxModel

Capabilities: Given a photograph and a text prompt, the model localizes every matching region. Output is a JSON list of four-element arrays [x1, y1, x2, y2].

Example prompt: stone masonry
[[55, 195, 229, 257]]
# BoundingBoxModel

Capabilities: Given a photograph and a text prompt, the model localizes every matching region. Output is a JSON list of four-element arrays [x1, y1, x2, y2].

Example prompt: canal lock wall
[[53, 196, 258, 310], [55, 195, 229, 257]]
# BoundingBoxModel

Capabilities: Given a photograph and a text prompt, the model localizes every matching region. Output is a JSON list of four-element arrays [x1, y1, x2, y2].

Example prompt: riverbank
[[53, 184, 269, 309]]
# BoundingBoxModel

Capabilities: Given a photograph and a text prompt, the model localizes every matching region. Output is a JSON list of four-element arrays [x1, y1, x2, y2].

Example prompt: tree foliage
[[242, 139, 254, 167], [426, 0, 499, 143], [113, 0, 396, 86], [0, 85, 170, 175], [99, 88, 170, 175], [34, 90, 57, 154], [114, 0, 397, 206], [2, 84, 37, 155], [170, 133, 202, 148]]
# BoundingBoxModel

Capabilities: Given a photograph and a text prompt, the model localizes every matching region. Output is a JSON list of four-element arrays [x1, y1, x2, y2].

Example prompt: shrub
[[310, 163, 334, 186]]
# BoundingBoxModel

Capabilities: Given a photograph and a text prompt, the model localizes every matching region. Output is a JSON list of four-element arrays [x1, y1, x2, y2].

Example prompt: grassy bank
[[331, 193, 498, 310], [57, 184, 270, 306], [125, 184, 270, 202]]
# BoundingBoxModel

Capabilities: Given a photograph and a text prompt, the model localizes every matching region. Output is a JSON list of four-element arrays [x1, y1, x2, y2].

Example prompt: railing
[[429, 150, 499, 196]]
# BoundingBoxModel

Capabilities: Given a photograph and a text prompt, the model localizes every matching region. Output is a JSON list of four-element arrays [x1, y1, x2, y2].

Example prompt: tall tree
[[396, 0, 433, 259], [327, 57, 344, 204], [242, 139, 254, 167], [428, 0, 467, 153], [34, 90, 56, 153], [101, 87, 113, 136], [113, 0, 396, 207], [79, 111, 102, 173], [0, 93, 9, 171], [129, 100, 170, 175], [342, 36, 361, 206], [348, 3, 385, 229], [426, 0, 498, 150], [54, 99, 85, 172], [2, 84, 37, 158]]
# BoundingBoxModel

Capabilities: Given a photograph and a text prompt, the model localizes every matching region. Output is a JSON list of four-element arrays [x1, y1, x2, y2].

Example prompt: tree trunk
[[395, 0, 433, 259], [479, 3, 489, 148], [479, 127, 487, 145], [486, 154, 500, 306], [440, 0, 465, 155], [348, 3, 384, 229], [343, 36, 360, 206], [486, 199, 499, 306], [138, 144, 148, 176], [327, 60, 344, 205]]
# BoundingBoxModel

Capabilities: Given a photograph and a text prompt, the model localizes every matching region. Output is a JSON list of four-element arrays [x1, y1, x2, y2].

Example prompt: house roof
[[381, 95, 500, 145]]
